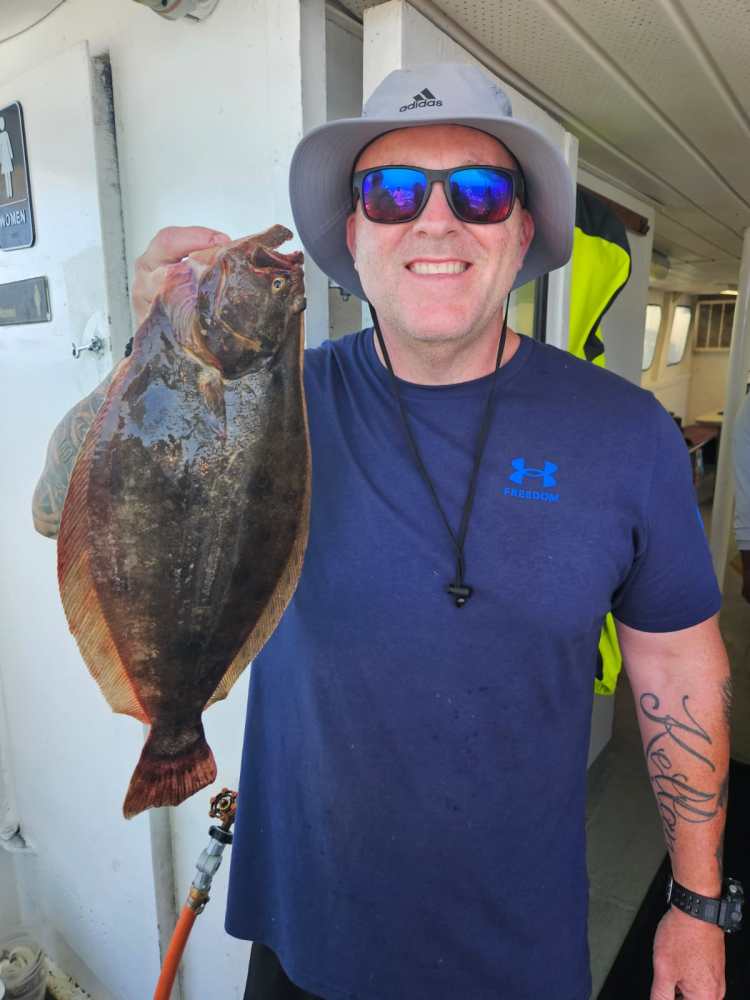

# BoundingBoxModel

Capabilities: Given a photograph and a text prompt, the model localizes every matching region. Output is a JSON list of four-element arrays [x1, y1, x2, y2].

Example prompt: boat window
[[642, 304, 662, 371], [695, 300, 734, 351], [667, 305, 692, 365]]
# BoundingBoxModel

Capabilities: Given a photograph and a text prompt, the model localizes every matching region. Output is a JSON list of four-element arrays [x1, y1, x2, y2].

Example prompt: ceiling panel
[[556, 0, 750, 202], [654, 212, 741, 262], [685, 0, 750, 111]]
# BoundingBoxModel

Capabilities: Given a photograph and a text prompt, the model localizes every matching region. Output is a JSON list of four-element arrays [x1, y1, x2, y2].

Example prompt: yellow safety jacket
[[567, 188, 631, 695]]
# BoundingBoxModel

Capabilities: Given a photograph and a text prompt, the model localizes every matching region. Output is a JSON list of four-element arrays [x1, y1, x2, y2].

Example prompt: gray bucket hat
[[289, 62, 575, 300]]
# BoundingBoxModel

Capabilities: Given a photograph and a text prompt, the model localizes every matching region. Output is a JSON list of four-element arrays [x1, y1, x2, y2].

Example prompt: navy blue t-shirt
[[225, 329, 721, 1000]]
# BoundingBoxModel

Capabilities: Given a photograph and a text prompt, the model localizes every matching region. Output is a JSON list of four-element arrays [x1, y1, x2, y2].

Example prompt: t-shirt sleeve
[[611, 397, 722, 632]]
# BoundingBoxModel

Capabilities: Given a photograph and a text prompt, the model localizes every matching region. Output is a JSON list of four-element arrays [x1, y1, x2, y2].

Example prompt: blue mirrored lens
[[362, 168, 426, 221], [450, 168, 514, 222]]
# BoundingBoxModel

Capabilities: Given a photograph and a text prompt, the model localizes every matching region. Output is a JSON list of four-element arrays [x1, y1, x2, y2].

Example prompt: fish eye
[[271, 275, 287, 293]]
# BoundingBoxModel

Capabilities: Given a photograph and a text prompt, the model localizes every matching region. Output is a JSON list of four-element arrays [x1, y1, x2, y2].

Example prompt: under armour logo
[[509, 458, 558, 488]]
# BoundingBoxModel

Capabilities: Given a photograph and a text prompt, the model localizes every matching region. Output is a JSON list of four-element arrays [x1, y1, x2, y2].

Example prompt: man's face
[[345, 124, 535, 349]]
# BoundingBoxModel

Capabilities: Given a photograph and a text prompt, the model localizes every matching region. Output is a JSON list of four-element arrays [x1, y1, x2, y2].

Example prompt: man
[[35, 64, 734, 999], [733, 389, 750, 604]]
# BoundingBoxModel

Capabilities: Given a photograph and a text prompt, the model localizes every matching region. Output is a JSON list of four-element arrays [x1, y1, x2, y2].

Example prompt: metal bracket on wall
[[71, 335, 104, 359]]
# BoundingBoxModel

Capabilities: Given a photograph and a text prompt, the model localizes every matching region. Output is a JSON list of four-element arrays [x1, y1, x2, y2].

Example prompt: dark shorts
[[243, 941, 324, 1000]]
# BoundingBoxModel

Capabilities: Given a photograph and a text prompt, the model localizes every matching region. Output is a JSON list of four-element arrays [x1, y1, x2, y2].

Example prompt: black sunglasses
[[351, 165, 526, 225]]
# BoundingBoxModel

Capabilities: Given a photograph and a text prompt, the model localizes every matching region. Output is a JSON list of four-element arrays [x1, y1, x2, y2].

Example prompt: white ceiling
[[334, 0, 750, 294]]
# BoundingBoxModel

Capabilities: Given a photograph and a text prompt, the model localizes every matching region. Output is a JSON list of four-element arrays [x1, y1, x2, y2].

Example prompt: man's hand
[[132, 225, 230, 327], [651, 906, 725, 999]]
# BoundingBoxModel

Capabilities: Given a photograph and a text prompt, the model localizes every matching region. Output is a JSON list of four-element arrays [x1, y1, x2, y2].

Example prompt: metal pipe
[[709, 227, 750, 586]]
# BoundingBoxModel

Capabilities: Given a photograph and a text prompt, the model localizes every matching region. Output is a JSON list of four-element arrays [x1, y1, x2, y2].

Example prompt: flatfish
[[57, 225, 309, 818]]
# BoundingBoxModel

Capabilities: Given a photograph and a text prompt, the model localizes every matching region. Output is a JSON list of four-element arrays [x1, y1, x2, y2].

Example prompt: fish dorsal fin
[[57, 358, 150, 724]]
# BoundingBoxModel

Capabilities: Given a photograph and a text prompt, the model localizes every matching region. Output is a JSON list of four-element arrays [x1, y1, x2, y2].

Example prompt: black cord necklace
[[371, 299, 510, 608]]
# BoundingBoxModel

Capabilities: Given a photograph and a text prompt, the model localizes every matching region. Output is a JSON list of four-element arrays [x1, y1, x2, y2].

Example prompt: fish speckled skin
[[57, 226, 310, 818]]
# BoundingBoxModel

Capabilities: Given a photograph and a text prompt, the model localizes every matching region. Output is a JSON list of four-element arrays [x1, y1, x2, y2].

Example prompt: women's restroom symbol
[[0, 116, 14, 199]]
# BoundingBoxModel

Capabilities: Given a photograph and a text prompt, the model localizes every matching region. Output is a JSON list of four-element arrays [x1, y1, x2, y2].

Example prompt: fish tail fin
[[122, 722, 217, 819]]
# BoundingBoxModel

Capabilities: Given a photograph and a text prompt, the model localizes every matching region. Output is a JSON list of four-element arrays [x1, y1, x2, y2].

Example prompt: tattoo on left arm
[[638, 689, 729, 881], [31, 368, 117, 538], [720, 675, 733, 727]]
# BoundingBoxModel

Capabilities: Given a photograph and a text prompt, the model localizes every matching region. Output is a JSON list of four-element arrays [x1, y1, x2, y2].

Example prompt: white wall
[[326, 17, 363, 123], [0, 851, 21, 935], [687, 349, 731, 423], [0, 2, 310, 997]]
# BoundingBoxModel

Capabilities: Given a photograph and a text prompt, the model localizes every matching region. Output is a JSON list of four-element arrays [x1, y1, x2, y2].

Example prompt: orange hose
[[153, 904, 198, 1000]]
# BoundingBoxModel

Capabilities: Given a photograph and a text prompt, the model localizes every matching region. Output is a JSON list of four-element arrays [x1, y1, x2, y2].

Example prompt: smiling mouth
[[407, 261, 470, 275]]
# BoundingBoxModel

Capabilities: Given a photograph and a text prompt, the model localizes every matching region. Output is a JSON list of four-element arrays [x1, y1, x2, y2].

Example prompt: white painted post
[[299, 0, 330, 347], [545, 130, 578, 351], [710, 227, 750, 587]]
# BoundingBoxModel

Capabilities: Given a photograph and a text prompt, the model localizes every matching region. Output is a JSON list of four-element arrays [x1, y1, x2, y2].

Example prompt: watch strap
[[667, 877, 721, 924], [666, 875, 744, 933]]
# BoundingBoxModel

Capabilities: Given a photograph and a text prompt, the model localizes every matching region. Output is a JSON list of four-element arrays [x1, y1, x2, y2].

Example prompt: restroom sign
[[0, 102, 34, 251]]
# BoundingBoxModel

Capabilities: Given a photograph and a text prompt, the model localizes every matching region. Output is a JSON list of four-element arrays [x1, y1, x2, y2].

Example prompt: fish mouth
[[249, 244, 304, 272]]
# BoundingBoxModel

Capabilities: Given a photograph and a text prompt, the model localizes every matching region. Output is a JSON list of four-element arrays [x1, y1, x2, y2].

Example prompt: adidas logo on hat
[[399, 87, 443, 112]]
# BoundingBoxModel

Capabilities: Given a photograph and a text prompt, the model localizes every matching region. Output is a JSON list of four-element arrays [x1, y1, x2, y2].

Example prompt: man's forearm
[[633, 655, 731, 896]]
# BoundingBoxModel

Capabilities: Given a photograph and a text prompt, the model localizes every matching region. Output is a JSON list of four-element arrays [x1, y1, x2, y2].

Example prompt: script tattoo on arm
[[720, 675, 733, 727], [31, 367, 119, 539], [638, 692, 722, 855]]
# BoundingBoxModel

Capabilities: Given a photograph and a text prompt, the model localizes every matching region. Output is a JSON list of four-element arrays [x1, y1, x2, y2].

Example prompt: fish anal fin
[[58, 363, 150, 725], [122, 722, 217, 819]]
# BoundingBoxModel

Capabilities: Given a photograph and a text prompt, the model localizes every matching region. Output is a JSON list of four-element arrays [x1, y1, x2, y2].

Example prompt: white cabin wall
[[0, 852, 22, 934], [326, 18, 363, 122], [0, 665, 23, 935], [686, 344, 731, 423], [0, 2, 308, 998]]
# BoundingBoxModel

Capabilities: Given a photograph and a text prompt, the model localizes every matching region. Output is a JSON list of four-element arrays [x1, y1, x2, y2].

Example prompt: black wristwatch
[[666, 874, 744, 933]]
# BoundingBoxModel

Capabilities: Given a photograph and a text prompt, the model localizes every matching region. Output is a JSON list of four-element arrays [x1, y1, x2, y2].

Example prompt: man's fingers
[[137, 226, 231, 273], [131, 226, 231, 326], [650, 981, 676, 1000], [650, 963, 678, 1000], [132, 264, 169, 327]]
